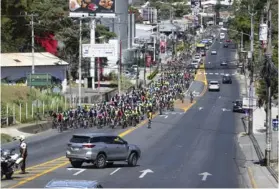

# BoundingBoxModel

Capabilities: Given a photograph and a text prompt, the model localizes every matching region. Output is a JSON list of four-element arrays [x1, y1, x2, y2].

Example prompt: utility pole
[[90, 19, 96, 90], [143, 42, 147, 86], [247, 4, 256, 135], [31, 14, 35, 74], [117, 17, 121, 95], [264, 0, 272, 167], [78, 19, 82, 106]]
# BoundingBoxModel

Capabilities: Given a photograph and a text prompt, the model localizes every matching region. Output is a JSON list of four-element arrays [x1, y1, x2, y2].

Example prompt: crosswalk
[[197, 72, 237, 76]]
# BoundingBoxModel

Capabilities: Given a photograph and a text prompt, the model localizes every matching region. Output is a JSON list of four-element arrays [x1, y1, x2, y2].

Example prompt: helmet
[[19, 135, 25, 141]]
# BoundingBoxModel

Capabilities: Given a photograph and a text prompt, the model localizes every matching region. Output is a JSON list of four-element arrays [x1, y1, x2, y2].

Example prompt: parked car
[[233, 100, 245, 113], [66, 133, 141, 168]]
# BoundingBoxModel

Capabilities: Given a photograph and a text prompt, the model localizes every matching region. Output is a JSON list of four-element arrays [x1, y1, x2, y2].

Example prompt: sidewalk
[[253, 106, 279, 176], [237, 60, 278, 186]]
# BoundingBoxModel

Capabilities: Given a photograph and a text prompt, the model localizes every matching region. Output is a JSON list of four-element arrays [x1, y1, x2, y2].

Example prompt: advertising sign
[[160, 41, 166, 54], [242, 97, 257, 109], [146, 55, 152, 67], [69, 0, 115, 17], [82, 44, 91, 57], [82, 44, 117, 58], [27, 73, 52, 87], [259, 23, 268, 41]]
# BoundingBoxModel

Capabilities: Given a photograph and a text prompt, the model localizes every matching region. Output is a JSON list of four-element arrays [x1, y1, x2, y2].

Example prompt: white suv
[[208, 81, 220, 91]]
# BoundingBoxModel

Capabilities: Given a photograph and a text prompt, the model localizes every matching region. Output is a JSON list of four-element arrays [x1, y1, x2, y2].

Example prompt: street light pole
[[78, 19, 82, 106]]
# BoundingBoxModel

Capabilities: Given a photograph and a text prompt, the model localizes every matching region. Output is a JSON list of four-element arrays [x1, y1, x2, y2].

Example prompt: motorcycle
[[1, 149, 23, 179]]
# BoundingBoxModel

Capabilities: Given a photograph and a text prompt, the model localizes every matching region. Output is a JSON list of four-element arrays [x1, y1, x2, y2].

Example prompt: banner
[[160, 41, 166, 54], [69, 0, 115, 17]]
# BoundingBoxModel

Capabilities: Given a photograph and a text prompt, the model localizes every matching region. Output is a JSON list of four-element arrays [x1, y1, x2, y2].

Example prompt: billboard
[[82, 44, 117, 58], [191, 0, 201, 8], [69, 0, 115, 17]]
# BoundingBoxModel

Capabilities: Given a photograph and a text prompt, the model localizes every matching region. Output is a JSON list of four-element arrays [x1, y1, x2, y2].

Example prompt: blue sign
[[273, 119, 278, 131]]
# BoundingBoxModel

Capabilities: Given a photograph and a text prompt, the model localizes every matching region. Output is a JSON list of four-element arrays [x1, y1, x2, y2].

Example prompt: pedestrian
[[19, 135, 27, 174]]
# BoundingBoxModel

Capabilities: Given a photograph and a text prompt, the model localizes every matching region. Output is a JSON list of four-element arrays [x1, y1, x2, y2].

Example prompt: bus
[[196, 43, 206, 56]]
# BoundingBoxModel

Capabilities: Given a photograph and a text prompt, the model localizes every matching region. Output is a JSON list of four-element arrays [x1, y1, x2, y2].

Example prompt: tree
[[228, 0, 278, 105], [1, 0, 116, 81]]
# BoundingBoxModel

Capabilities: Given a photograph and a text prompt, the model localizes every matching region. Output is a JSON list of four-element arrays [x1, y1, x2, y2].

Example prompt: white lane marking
[[220, 73, 224, 75], [159, 115, 168, 119], [110, 168, 121, 175], [199, 172, 212, 181], [199, 107, 203, 110], [209, 73, 213, 75], [205, 73, 208, 75], [67, 168, 86, 176], [215, 73, 219, 75], [139, 169, 154, 178]]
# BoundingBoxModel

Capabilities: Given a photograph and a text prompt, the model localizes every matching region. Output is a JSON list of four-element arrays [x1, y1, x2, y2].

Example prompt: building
[[1, 52, 68, 92]]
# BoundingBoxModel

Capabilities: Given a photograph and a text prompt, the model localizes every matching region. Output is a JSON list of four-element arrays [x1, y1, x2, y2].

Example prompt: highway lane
[[12, 32, 253, 188], [1, 126, 128, 167]]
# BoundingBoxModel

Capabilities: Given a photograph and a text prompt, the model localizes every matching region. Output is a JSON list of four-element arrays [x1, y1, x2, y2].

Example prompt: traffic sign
[[272, 119, 278, 131], [27, 73, 52, 87]]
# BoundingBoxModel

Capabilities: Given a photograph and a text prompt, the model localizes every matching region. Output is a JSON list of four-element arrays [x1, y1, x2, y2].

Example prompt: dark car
[[233, 100, 245, 113], [220, 61, 228, 66], [223, 43, 229, 48], [222, 75, 232, 84]]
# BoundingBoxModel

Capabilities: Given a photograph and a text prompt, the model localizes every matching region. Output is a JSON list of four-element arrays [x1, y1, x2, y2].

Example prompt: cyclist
[[147, 109, 153, 129]]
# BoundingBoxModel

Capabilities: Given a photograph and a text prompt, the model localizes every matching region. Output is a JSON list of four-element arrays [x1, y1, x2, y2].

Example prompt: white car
[[194, 54, 202, 63], [211, 50, 217, 55], [220, 33, 225, 39], [191, 60, 199, 69], [208, 81, 220, 91]]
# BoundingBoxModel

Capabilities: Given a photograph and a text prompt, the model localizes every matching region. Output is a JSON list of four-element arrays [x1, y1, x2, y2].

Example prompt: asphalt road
[[2, 31, 252, 188]]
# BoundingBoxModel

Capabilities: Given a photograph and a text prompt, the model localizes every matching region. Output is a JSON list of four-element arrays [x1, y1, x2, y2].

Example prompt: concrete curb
[[241, 114, 279, 182]]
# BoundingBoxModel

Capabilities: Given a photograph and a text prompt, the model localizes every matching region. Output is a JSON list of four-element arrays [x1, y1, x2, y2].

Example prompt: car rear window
[[210, 81, 219, 84], [70, 136, 91, 143]]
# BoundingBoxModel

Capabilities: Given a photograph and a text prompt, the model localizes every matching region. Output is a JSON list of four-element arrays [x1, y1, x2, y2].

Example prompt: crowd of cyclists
[[50, 57, 196, 132]]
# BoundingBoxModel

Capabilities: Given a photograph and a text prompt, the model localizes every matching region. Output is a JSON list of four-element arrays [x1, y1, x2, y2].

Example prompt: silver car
[[66, 133, 141, 168], [45, 179, 103, 188]]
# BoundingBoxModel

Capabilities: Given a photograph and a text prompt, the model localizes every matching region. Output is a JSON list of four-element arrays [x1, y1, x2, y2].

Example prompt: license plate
[[72, 148, 80, 151]]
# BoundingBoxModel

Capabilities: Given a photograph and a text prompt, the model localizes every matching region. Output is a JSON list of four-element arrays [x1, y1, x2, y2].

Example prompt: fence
[[1, 99, 69, 126]]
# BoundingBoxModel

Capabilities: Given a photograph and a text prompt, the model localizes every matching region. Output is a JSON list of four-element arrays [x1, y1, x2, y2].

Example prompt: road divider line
[[9, 161, 69, 188], [14, 156, 67, 173], [247, 167, 258, 188], [110, 168, 121, 175], [183, 101, 196, 112]]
